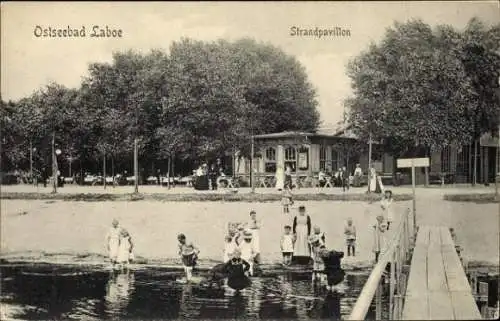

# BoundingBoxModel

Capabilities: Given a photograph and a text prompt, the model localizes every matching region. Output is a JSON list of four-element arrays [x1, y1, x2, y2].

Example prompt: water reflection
[[0, 265, 371, 320], [104, 269, 135, 318]]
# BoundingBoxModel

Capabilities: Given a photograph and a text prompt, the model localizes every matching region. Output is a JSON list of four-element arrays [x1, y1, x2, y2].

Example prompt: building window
[[331, 149, 339, 172], [264, 147, 276, 173], [319, 146, 326, 171], [284, 146, 296, 172]]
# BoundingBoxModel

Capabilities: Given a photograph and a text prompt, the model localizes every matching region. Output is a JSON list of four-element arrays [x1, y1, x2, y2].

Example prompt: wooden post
[[251, 134, 255, 193], [111, 156, 115, 188], [411, 161, 416, 236], [167, 155, 171, 189], [51, 131, 57, 194], [469, 143, 473, 184], [390, 251, 396, 320], [134, 137, 138, 193], [473, 140, 478, 185], [375, 281, 382, 320], [29, 140, 33, 181], [368, 132, 373, 193], [172, 153, 175, 187], [103, 152, 106, 189]]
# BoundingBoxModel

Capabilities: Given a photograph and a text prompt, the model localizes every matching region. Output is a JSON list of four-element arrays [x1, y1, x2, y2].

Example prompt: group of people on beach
[[105, 187, 395, 293]]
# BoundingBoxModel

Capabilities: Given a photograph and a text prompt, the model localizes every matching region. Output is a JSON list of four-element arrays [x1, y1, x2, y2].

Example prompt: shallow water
[[0, 264, 381, 320]]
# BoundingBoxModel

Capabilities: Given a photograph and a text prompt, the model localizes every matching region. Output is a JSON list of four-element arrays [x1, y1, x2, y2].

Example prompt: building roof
[[253, 129, 358, 140]]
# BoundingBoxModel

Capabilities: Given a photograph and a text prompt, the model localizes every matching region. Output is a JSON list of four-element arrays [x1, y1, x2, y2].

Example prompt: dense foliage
[[346, 18, 500, 156], [1, 38, 320, 176]]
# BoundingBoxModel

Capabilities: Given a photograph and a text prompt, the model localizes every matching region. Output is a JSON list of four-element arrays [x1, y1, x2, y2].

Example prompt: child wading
[[106, 219, 122, 267], [223, 234, 237, 263], [117, 229, 134, 268], [280, 225, 295, 265], [177, 233, 200, 282], [344, 218, 357, 257], [372, 215, 387, 263], [309, 234, 326, 283], [380, 190, 394, 230], [320, 249, 346, 292], [239, 230, 257, 276], [224, 248, 251, 292]]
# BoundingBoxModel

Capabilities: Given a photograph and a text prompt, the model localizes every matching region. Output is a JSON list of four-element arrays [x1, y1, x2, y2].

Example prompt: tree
[[346, 18, 500, 157]]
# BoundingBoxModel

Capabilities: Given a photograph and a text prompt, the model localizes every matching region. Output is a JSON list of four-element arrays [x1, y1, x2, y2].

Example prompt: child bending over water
[[177, 233, 200, 282]]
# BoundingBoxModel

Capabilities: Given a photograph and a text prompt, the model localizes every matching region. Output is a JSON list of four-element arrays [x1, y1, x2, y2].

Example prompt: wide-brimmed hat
[[308, 234, 320, 244]]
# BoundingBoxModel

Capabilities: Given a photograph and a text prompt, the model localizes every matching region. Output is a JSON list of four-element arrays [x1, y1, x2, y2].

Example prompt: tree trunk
[[103, 152, 106, 189], [111, 155, 115, 188], [167, 155, 171, 189], [473, 139, 478, 186]]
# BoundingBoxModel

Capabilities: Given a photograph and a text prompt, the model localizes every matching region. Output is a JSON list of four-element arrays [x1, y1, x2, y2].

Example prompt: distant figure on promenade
[[281, 188, 293, 214], [209, 164, 218, 190], [341, 166, 349, 191], [117, 229, 134, 268], [344, 218, 357, 257], [177, 233, 200, 282], [292, 205, 312, 264], [380, 190, 394, 230], [318, 169, 326, 187], [368, 167, 384, 194], [353, 164, 363, 187], [275, 165, 285, 190], [106, 219, 122, 267]]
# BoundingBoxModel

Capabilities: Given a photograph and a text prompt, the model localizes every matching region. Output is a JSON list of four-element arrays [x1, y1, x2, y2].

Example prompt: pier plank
[[403, 226, 480, 320]]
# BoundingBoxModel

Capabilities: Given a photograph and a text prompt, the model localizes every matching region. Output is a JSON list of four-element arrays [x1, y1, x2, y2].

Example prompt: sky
[[1, 1, 499, 130]]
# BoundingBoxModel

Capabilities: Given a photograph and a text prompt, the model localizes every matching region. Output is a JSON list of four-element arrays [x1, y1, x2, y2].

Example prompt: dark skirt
[[227, 275, 251, 290], [182, 253, 197, 267], [326, 270, 345, 286]]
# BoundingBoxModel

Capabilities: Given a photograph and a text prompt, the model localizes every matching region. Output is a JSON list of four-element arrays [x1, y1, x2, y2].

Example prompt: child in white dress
[[223, 235, 237, 263], [117, 229, 134, 267], [106, 219, 121, 266], [280, 225, 295, 265], [240, 230, 256, 276]]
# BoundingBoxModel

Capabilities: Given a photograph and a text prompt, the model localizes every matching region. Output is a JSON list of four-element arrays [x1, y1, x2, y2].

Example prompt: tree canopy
[[346, 18, 500, 156], [1, 38, 320, 175]]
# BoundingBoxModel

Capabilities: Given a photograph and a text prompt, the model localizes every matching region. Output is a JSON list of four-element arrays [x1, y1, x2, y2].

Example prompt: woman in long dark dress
[[224, 248, 251, 291]]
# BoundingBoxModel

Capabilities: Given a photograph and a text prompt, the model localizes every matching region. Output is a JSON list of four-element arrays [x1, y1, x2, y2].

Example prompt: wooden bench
[[403, 225, 481, 320]]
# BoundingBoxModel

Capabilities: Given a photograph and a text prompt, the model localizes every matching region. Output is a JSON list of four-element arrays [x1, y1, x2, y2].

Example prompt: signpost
[[397, 157, 430, 238]]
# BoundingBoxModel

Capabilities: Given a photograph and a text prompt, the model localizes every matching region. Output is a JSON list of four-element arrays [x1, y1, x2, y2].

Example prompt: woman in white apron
[[292, 205, 312, 264], [368, 167, 384, 194]]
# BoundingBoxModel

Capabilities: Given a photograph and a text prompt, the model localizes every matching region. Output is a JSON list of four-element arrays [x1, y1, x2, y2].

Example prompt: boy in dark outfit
[[320, 249, 346, 292]]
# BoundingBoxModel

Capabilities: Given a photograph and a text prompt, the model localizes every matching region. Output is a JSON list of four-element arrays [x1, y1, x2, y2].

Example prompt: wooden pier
[[402, 225, 482, 320]]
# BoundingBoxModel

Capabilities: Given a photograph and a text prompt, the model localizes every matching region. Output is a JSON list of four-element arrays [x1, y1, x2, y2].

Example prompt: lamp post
[[52, 140, 62, 194], [367, 131, 373, 193]]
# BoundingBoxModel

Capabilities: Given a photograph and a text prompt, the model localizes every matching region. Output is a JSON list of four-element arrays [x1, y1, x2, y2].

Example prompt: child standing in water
[[117, 229, 134, 268], [280, 225, 295, 266], [344, 218, 357, 257], [380, 190, 394, 230], [106, 219, 122, 267], [177, 233, 200, 282], [224, 248, 251, 292], [309, 234, 326, 282], [372, 215, 388, 263], [223, 235, 237, 263], [239, 230, 257, 276], [281, 188, 293, 214]]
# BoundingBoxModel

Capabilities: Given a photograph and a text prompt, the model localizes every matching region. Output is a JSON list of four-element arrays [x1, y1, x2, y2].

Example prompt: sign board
[[397, 157, 430, 168], [298, 152, 308, 169]]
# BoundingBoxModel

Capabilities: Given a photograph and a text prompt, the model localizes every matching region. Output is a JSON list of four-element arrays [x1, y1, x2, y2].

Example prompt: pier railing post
[[390, 251, 396, 320], [376, 280, 382, 320]]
